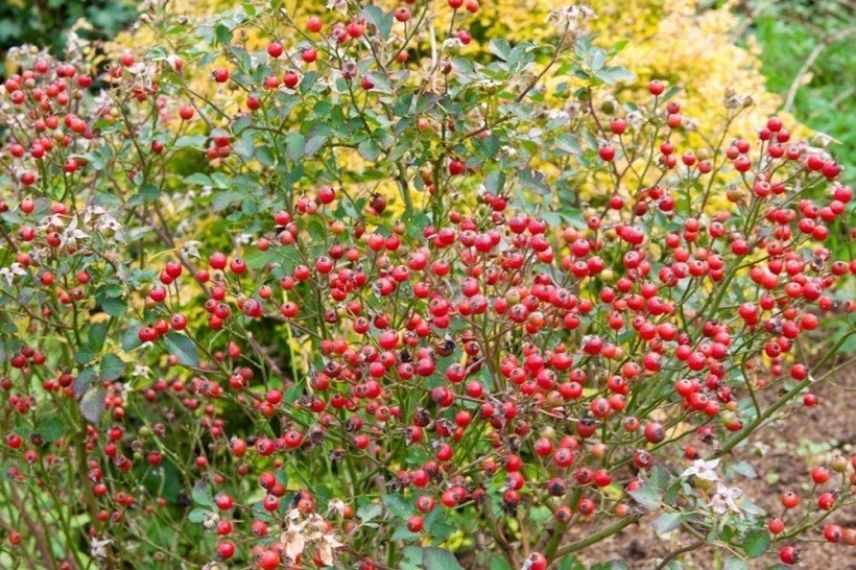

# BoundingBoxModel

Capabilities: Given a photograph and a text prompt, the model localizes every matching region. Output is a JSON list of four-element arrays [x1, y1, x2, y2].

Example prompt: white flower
[[91, 537, 112, 559], [627, 110, 645, 128], [202, 511, 220, 529], [133, 365, 151, 378], [710, 483, 743, 515], [60, 217, 89, 247], [326, 0, 347, 12], [96, 214, 124, 241], [235, 233, 254, 246], [0, 263, 27, 287], [681, 459, 720, 482], [181, 240, 202, 259]]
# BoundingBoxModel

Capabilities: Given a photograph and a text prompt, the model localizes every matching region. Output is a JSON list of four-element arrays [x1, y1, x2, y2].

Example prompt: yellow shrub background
[[115, 0, 795, 143]]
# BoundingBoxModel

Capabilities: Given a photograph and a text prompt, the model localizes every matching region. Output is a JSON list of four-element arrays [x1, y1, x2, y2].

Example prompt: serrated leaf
[[163, 332, 199, 367], [423, 547, 463, 570]]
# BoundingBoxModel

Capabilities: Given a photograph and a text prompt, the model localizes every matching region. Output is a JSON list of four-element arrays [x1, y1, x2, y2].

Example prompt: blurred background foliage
[[0, 0, 136, 58], [1, 0, 852, 193]]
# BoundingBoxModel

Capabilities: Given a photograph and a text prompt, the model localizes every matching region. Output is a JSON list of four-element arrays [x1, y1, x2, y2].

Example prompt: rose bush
[[0, 1, 854, 569]]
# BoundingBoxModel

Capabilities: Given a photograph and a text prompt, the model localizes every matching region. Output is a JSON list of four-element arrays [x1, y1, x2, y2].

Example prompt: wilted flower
[[710, 483, 743, 515], [548, 5, 596, 34]]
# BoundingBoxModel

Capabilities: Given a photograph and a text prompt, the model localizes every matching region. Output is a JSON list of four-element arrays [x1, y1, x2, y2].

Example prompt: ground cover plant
[[0, 1, 853, 568]]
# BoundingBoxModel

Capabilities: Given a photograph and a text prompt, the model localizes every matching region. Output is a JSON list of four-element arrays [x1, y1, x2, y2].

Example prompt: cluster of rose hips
[[0, 6, 854, 569]]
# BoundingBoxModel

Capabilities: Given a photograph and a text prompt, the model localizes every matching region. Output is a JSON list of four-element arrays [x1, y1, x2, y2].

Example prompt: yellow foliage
[[116, 0, 795, 141], [111, 0, 801, 213]]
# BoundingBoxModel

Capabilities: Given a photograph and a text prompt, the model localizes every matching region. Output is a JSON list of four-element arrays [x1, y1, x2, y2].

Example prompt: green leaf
[[401, 546, 423, 570], [286, 133, 305, 160], [383, 494, 412, 518], [86, 322, 109, 353], [36, 416, 67, 443], [184, 173, 213, 186], [163, 333, 199, 367], [191, 481, 214, 507], [424, 509, 454, 540], [305, 134, 328, 156], [100, 353, 126, 381], [213, 191, 244, 211], [121, 323, 143, 351], [358, 139, 381, 161], [357, 502, 383, 523], [391, 525, 418, 541], [423, 547, 463, 570], [188, 508, 210, 523], [595, 66, 635, 85], [556, 555, 585, 570], [742, 529, 770, 558], [488, 555, 513, 570], [362, 5, 393, 40], [484, 171, 506, 195], [653, 512, 686, 535], [175, 135, 206, 149], [488, 38, 512, 61], [80, 388, 106, 424], [629, 466, 668, 511], [74, 368, 97, 398], [518, 169, 550, 195], [727, 461, 758, 480], [100, 297, 126, 317], [723, 556, 748, 570]]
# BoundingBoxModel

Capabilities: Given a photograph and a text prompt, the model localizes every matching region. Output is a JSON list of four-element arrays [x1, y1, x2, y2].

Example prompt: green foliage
[[752, 2, 856, 187], [0, 0, 135, 58]]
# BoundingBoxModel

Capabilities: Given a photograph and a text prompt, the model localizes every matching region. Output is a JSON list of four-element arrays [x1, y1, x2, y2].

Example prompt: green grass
[[753, 15, 856, 186]]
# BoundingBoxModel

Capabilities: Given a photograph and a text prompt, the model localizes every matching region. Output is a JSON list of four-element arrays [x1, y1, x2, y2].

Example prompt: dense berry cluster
[[0, 1, 853, 569]]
